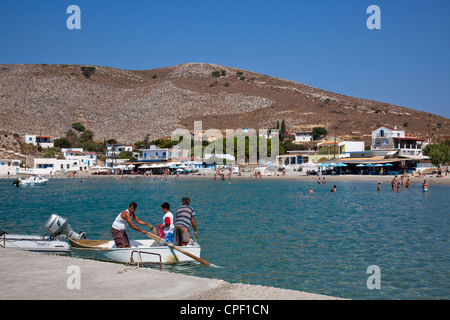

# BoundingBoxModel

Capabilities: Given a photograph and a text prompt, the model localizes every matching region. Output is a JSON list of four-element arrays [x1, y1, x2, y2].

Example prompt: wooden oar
[[144, 232, 211, 266]]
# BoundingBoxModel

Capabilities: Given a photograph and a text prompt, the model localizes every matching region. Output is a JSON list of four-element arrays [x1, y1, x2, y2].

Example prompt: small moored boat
[[13, 175, 48, 186], [68, 238, 201, 265], [1, 232, 71, 254]]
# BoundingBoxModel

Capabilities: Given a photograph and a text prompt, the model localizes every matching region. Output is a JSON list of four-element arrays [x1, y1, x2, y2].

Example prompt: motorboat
[[0, 232, 71, 254], [0, 214, 85, 254], [13, 175, 48, 186], [68, 238, 202, 265]]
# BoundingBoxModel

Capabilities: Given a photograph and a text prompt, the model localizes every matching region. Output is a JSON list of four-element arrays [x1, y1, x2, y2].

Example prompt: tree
[[280, 119, 286, 142], [53, 137, 72, 149], [72, 122, 85, 132], [312, 127, 328, 140], [78, 129, 94, 143], [80, 66, 96, 79], [423, 143, 450, 166]]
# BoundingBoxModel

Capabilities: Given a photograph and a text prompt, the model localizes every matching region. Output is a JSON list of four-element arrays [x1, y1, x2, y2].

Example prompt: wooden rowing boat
[[68, 238, 201, 265]]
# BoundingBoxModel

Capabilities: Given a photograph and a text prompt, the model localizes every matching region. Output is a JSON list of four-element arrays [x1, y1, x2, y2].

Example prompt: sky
[[0, 0, 449, 118]]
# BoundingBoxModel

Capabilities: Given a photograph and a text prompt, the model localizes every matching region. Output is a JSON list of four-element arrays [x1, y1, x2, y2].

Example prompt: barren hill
[[0, 63, 449, 145]]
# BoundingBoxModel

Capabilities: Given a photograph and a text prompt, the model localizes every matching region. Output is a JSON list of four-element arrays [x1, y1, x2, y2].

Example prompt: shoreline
[[4, 171, 450, 185]]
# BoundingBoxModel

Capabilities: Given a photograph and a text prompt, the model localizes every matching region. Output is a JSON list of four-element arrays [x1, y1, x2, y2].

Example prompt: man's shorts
[[175, 226, 190, 245], [111, 227, 130, 248], [165, 231, 174, 244]]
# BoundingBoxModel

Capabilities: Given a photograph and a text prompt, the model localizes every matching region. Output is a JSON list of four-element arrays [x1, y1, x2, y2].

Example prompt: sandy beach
[[23, 169, 450, 185]]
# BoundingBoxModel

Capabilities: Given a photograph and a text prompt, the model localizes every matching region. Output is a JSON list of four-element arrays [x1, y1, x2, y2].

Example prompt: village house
[[106, 144, 134, 158], [0, 159, 22, 176], [294, 131, 313, 142], [61, 148, 97, 170], [33, 158, 83, 174], [308, 138, 365, 162], [371, 126, 426, 157], [24, 135, 54, 149]]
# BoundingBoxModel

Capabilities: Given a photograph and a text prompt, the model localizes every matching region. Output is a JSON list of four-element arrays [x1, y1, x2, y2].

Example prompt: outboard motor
[[45, 214, 86, 239]]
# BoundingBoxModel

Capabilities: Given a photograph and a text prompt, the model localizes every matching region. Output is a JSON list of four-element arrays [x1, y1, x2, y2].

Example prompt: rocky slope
[[0, 63, 449, 145]]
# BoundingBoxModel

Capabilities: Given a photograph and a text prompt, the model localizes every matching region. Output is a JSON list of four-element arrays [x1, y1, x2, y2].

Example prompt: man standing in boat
[[174, 197, 198, 246], [111, 202, 155, 248]]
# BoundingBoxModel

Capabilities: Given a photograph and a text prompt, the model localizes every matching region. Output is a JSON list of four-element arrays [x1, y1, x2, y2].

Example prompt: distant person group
[[110, 197, 197, 248]]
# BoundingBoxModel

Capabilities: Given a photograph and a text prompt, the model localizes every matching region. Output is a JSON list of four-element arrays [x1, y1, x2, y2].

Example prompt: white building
[[295, 132, 313, 142], [61, 148, 97, 168], [0, 159, 22, 176], [106, 144, 134, 158], [33, 158, 82, 174], [139, 146, 169, 162], [25, 135, 54, 149], [371, 126, 425, 157]]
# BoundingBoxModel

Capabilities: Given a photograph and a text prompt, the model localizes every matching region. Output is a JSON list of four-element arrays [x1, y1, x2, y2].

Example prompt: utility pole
[[427, 124, 431, 143], [333, 126, 338, 159]]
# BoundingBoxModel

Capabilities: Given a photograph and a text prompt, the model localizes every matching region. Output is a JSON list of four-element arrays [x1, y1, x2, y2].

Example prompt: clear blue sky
[[1, 0, 449, 118]]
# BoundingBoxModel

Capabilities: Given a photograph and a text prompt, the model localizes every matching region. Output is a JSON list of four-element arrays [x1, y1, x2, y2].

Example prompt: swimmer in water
[[422, 180, 429, 192], [377, 182, 381, 191], [308, 187, 314, 194]]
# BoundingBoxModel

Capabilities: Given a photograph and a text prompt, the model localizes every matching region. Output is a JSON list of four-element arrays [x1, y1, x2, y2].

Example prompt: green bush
[[80, 66, 96, 79]]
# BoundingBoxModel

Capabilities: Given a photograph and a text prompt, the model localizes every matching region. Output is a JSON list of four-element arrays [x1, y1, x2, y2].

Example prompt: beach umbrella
[[356, 164, 365, 167], [384, 163, 393, 166], [319, 163, 330, 167], [374, 164, 383, 167], [365, 163, 374, 167], [335, 163, 347, 167]]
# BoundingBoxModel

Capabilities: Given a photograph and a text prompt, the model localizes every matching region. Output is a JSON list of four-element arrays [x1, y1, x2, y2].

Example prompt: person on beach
[[397, 182, 401, 191], [405, 179, 410, 189], [323, 177, 326, 184], [422, 180, 429, 192], [174, 197, 198, 246], [111, 202, 156, 248], [157, 202, 174, 243], [377, 182, 381, 191]]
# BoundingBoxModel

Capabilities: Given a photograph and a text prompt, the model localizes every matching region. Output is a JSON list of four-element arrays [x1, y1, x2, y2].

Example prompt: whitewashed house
[[295, 132, 313, 142], [139, 146, 169, 162], [371, 126, 425, 157], [25, 135, 54, 149], [61, 148, 97, 169], [33, 158, 82, 174], [106, 144, 133, 158], [0, 159, 22, 176]]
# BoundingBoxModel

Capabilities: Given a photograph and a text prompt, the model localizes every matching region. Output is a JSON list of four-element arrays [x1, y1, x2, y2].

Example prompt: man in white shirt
[[111, 202, 155, 248], [158, 202, 174, 243]]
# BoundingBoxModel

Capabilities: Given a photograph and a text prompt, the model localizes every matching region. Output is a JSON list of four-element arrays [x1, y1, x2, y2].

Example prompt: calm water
[[1, 176, 449, 300]]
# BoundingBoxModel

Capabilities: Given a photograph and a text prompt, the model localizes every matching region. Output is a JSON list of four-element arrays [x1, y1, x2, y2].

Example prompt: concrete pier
[[0, 248, 342, 300]]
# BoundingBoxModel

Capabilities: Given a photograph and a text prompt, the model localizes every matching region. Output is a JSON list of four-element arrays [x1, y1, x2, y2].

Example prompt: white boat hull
[[1, 234, 71, 254], [71, 239, 201, 265], [14, 176, 48, 186]]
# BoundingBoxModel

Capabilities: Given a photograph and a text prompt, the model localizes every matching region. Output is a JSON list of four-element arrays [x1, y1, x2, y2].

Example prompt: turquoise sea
[[0, 176, 449, 300]]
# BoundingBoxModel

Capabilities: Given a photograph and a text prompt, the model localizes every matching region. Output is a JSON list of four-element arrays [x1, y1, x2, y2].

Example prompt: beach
[[18, 169, 450, 185]]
